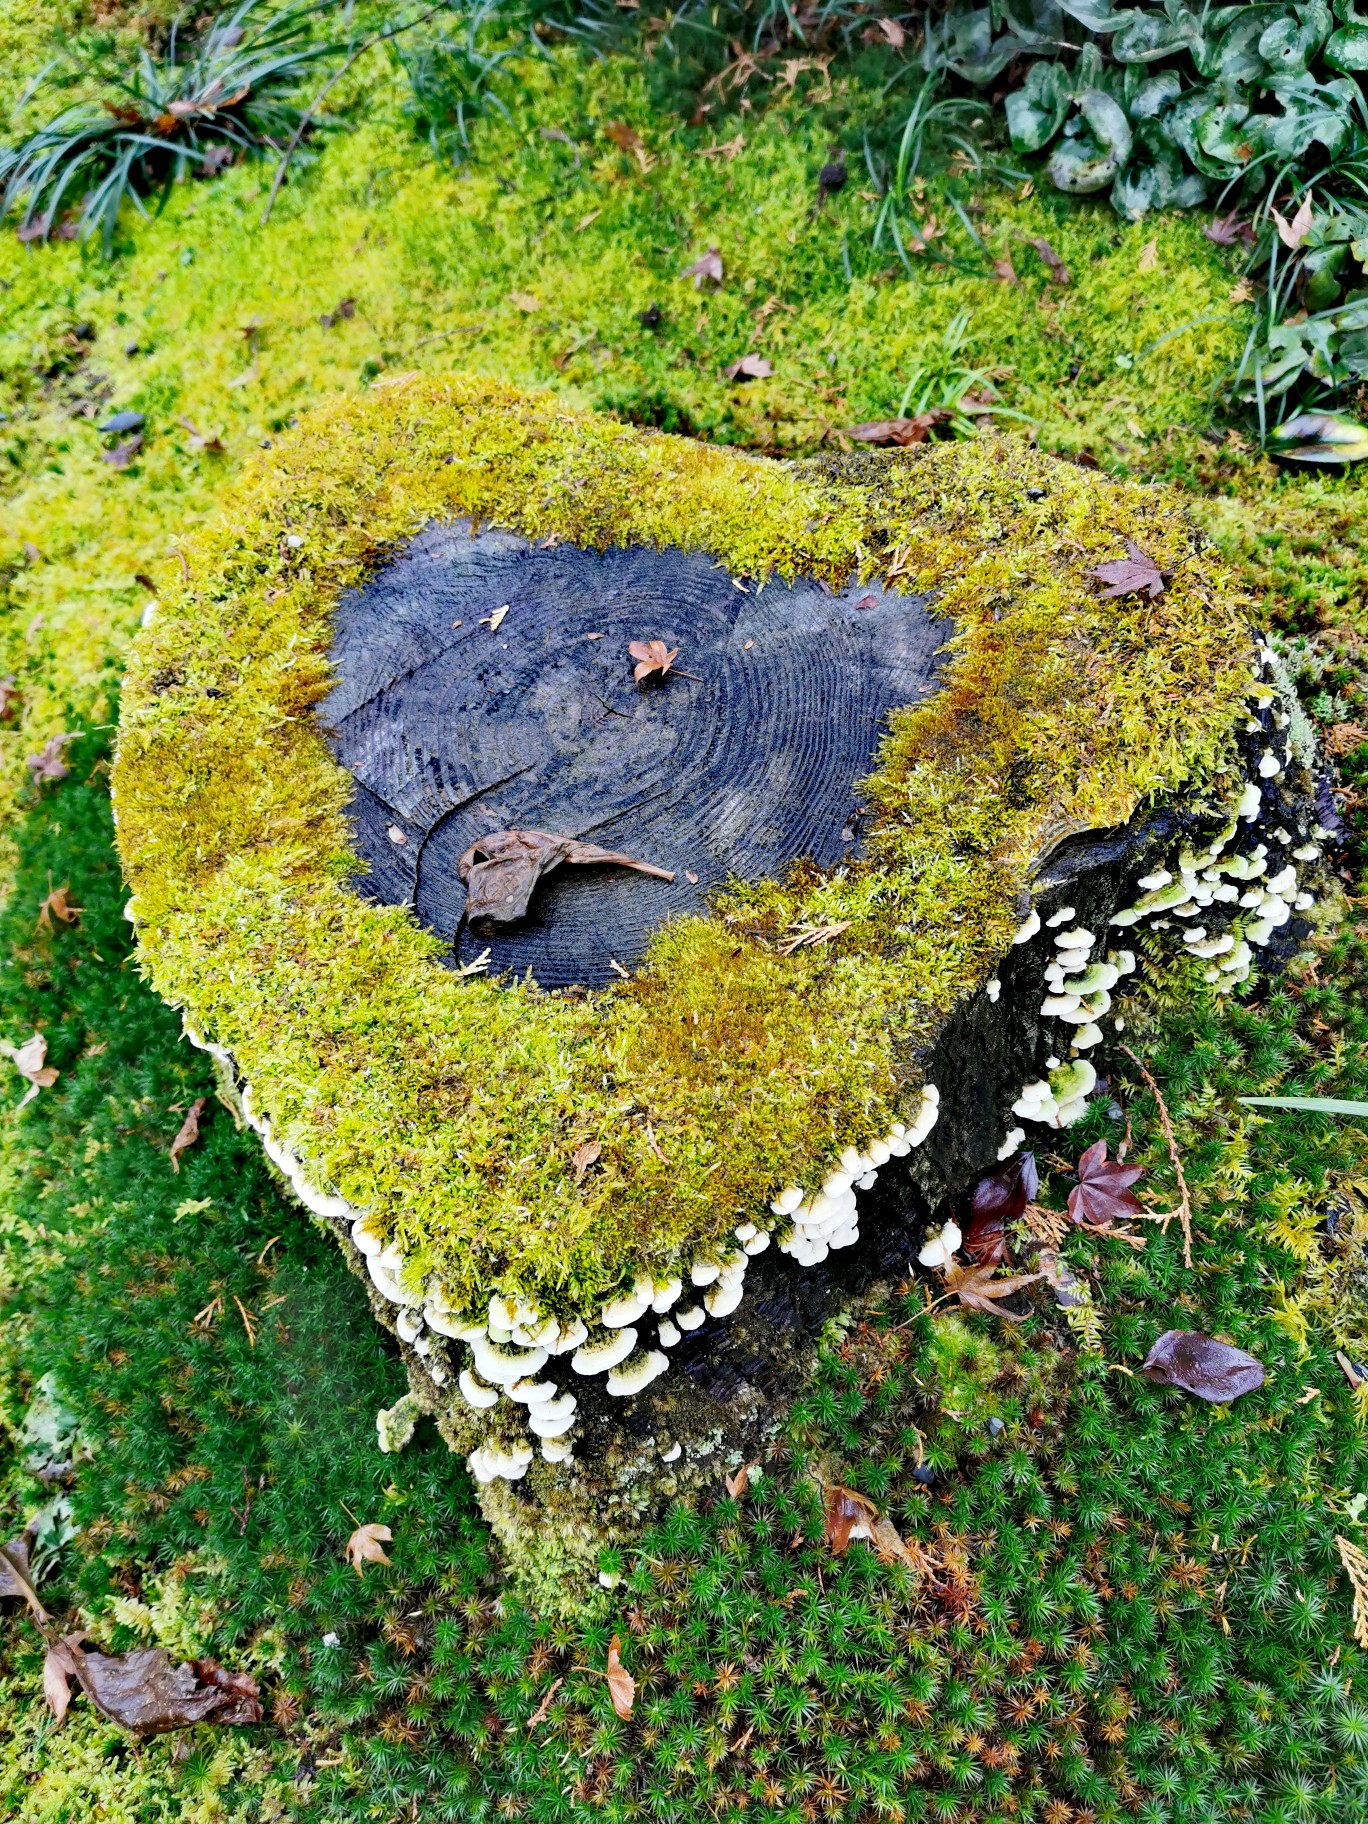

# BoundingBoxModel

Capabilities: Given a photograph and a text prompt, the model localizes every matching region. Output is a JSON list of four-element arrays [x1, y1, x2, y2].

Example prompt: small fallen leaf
[[724, 1461, 757, 1499], [510, 291, 541, 313], [481, 605, 510, 631], [1337, 1349, 1364, 1390], [574, 209, 601, 233], [459, 830, 674, 925], [1204, 210, 1252, 247], [1029, 237, 1071, 284], [876, 16, 905, 47], [0, 1535, 48, 1623], [27, 732, 75, 784], [170, 1096, 207, 1173], [685, 869, 699, 884], [345, 1521, 393, 1575], [1086, 537, 1169, 601], [527, 1676, 563, 1728], [844, 412, 947, 447], [1272, 193, 1314, 251], [629, 638, 679, 683], [1140, 1330, 1264, 1402], [0, 675, 19, 719], [35, 884, 81, 933], [817, 158, 847, 196], [387, 824, 408, 845], [682, 247, 723, 289], [2, 1031, 59, 1107], [964, 1151, 1038, 1265], [605, 1634, 635, 1718], [1137, 237, 1158, 273], [99, 410, 144, 436], [724, 354, 773, 382], [823, 1481, 877, 1553], [178, 417, 224, 454], [1067, 1139, 1145, 1228], [604, 121, 642, 153], [572, 1139, 601, 1184], [941, 1260, 1043, 1321], [101, 435, 144, 469], [992, 254, 1017, 284], [44, 1639, 79, 1724]]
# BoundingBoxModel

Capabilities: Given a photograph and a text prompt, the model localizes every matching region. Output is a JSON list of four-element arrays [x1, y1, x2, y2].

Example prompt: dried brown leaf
[[44, 1639, 79, 1724], [1029, 237, 1071, 284], [572, 1139, 601, 1184], [1086, 537, 1169, 601], [527, 1676, 563, 1728], [345, 1522, 393, 1575], [1272, 193, 1315, 250], [843, 412, 948, 446], [941, 1260, 1044, 1321], [1337, 1535, 1368, 1649], [724, 353, 773, 382], [1137, 237, 1159, 273], [101, 435, 144, 469], [26, 733, 74, 784], [682, 247, 723, 289], [629, 638, 680, 683], [458, 829, 675, 924], [604, 121, 642, 153], [44, 1636, 260, 1734], [2, 1031, 59, 1107], [823, 1481, 877, 1553], [0, 1535, 48, 1623], [724, 1461, 757, 1499], [35, 884, 81, 933], [605, 1635, 635, 1718], [0, 675, 19, 719], [170, 1096, 207, 1172]]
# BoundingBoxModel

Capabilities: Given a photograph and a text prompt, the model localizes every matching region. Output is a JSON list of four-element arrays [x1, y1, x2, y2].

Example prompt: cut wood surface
[[322, 525, 950, 987]]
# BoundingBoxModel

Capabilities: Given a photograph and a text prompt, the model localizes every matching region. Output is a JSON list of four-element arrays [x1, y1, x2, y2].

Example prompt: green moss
[[112, 375, 1255, 1318]]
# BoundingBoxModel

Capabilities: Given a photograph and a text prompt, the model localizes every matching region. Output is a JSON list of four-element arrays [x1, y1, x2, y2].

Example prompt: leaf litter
[[458, 830, 675, 924]]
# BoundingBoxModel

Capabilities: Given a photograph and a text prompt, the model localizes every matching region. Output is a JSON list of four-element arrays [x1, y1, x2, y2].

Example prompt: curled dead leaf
[[35, 884, 81, 934], [458, 829, 675, 925], [42, 1636, 261, 1734], [2, 1031, 59, 1108], [0, 1535, 48, 1623], [572, 1139, 601, 1184], [605, 1634, 635, 1718], [26, 733, 75, 785], [682, 247, 723, 289], [170, 1096, 207, 1172]]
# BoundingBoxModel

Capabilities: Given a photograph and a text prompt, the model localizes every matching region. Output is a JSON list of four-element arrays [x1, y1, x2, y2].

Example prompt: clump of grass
[[0, 0, 337, 253]]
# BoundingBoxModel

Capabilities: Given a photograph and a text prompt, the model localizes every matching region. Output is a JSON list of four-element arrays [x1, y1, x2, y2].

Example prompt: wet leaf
[[629, 638, 680, 683], [35, 884, 81, 933], [459, 830, 675, 925], [605, 1634, 635, 1718], [1141, 1329, 1265, 1402], [723, 354, 773, 382], [170, 1096, 207, 1172], [818, 158, 847, 194], [1067, 1139, 1145, 1227], [2, 1031, 59, 1108], [345, 1521, 392, 1574], [1029, 237, 1071, 284], [1086, 537, 1169, 600], [941, 1260, 1044, 1321], [964, 1151, 1038, 1264], [99, 410, 144, 435], [681, 247, 723, 288], [43, 1636, 261, 1734], [26, 732, 74, 784], [1267, 410, 1368, 466], [571, 1139, 601, 1184], [0, 1535, 48, 1623]]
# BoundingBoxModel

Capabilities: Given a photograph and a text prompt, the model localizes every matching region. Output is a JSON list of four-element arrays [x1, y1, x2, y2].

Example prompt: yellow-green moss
[[112, 375, 1254, 1317]]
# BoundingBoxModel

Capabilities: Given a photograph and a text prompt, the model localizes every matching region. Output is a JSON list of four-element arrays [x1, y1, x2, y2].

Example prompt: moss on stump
[[111, 376, 1331, 1592]]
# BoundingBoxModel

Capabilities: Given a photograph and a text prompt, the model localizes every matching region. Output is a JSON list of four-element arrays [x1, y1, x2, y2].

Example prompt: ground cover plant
[[0, 6, 1367, 1821]]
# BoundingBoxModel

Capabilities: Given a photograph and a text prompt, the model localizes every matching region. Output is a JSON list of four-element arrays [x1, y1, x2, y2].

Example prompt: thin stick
[[262, 3, 449, 225], [1119, 1044, 1193, 1269]]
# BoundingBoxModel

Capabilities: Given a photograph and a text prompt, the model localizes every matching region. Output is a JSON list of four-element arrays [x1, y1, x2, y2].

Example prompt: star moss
[[111, 375, 1253, 1319]]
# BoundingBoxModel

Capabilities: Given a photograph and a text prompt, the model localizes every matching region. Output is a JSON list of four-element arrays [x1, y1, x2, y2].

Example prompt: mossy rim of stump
[[112, 374, 1255, 1321]]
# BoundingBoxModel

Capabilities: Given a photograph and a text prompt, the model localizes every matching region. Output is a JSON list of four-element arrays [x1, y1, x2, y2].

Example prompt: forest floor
[[3, 24, 1368, 1824]]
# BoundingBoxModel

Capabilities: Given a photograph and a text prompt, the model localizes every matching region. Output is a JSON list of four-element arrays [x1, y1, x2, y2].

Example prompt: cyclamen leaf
[[1141, 1330, 1265, 1402]]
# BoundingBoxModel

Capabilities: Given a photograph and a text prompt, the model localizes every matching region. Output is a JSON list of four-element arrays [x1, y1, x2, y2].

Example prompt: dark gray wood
[[320, 523, 951, 988]]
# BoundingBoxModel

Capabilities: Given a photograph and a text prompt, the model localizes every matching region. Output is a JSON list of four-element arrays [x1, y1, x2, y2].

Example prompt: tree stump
[[112, 377, 1334, 1597]]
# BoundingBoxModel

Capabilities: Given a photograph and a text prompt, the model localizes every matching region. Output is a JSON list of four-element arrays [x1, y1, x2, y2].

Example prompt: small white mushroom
[[734, 1222, 758, 1242], [459, 1368, 500, 1410], [1012, 909, 1041, 944], [705, 1280, 744, 1318], [1293, 843, 1320, 862], [997, 1127, 1026, 1160], [1237, 781, 1262, 821], [675, 1305, 705, 1331], [487, 1294, 519, 1331], [1046, 905, 1077, 927], [1071, 1023, 1104, 1050], [529, 1407, 577, 1438], [657, 1319, 681, 1347], [1257, 752, 1281, 779], [743, 1231, 771, 1256], [1137, 869, 1171, 891], [602, 1276, 653, 1328], [1054, 927, 1094, 951], [424, 1304, 487, 1342], [690, 1259, 721, 1286], [866, 1139, 891, 1167], [650, 1276, 683, 1313], [470, 1337, 549, 1386], [986, 977, 1001, 1003], [1265, 864, 1297, 896], [509, 1376, 560, 1405], [396, 1307, 423, 1344], [770, 1186, 805, 1216], [660, 1442, 682, 1463], [572, 1328, 638, 1374], [606, 1350, 670, 1396], [546, 1316, 589, 1355], [918, 1219, 961, 1270], [541, 1436, 575, 1463], [351, 1216, 385, 1259]]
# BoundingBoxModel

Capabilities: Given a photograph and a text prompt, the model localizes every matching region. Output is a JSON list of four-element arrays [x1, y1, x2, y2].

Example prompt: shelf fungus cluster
[[112, 377, 1333, 1589]]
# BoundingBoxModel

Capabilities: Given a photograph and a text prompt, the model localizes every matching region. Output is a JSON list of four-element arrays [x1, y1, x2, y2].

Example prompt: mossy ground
[[2, 16, 1368, 1822]]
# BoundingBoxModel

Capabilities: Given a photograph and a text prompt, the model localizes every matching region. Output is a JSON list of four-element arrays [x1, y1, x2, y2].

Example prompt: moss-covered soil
[[2, 15, 1368, 1822]]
